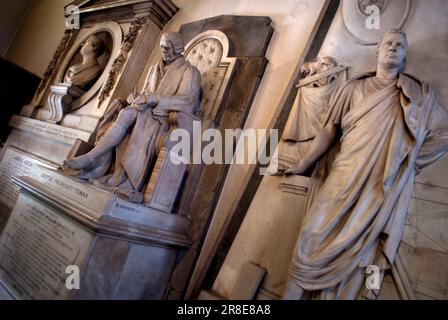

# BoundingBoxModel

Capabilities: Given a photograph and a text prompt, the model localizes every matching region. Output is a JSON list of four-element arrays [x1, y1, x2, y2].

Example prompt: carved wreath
[[98, 16, 148, 105]]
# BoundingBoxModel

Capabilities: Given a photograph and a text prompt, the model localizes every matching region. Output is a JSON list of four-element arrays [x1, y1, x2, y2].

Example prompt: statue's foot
[[93, 179, 115, 192], [64, 154, 95, 170], [114, 188, 144, 203], [59, 165, 81, 177]]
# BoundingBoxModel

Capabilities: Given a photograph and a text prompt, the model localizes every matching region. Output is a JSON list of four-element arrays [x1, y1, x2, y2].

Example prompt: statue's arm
[[153, 68, 201, 115], [285, 122, 338, 175], [416, 89, 448, 172]]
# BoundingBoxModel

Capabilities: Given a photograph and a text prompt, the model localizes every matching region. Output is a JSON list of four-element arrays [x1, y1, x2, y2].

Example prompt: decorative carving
[[35, 29, 76, 96], [47, 34, 108, 123], [47, 85, 84, 123], [184, 30, 237, 121], [98, 16, 148, 104]]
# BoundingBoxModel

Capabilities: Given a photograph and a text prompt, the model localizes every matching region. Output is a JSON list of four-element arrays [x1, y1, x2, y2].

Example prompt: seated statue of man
[[283, 30, 448, 300], [63, 32, 202, 203]]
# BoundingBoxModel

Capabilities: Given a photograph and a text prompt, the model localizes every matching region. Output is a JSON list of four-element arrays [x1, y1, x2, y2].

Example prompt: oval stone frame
[[53, 21, 123, 111], [342, 0, 411, 46]]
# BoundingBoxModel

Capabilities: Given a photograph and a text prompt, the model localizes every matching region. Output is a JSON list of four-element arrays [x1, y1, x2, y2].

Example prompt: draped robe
[[281, 66, 348, 164], [64, 62, 103, 90], [288, 73, 448, 299]]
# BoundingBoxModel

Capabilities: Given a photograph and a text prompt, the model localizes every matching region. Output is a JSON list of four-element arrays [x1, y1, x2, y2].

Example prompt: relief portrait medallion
[[342, 0, 411, 45]]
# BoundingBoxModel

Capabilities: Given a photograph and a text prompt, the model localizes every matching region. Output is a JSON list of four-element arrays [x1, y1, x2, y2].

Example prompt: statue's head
[[301, 56, 338, 77], [160, 32, 185, 64], [80, 35, 106, 58], [376, 29, 408, 73]]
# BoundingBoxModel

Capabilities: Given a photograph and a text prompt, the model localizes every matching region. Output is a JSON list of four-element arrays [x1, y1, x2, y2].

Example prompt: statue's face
[[377, 33, 407, 70], [80, 37, 96, 57], [160, 38, 177, 64]]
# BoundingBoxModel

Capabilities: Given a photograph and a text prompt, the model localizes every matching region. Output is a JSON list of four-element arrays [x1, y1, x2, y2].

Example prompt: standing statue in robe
[[283, 30, 448, 300], [63, 32, 201, 203]]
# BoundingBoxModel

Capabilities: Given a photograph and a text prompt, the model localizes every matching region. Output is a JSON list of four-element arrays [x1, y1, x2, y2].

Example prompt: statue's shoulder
[[347, 71, 375, 83], [339, 72, 374, 92], [184, 59, 201, 77], [400, 73, 430, 91], [399, 73, 429, 105]]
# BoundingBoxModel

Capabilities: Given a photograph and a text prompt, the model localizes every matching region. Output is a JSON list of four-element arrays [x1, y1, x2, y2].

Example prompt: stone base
[[0, 164, 192, 299], [212, 175, 309, 299]]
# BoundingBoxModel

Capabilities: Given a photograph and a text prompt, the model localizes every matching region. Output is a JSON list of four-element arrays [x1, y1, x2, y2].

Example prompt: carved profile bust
[[63, 34, 106, 90], [47, 33, 110, 123]]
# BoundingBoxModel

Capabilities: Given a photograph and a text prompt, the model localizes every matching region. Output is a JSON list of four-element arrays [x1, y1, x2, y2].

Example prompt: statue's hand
[[126, 92, 136, 105], [133, 95, 148, 106], [146, 95, 159, 108], [284, 162, 308, 176]]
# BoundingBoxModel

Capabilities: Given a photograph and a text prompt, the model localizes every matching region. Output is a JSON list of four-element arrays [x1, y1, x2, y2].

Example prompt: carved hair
[[161, 32, 185, 54], [378, 29, 409, 48], [301, 56, 338, 77], [377, 29, 408, 73], [88, 34, 106, 57]]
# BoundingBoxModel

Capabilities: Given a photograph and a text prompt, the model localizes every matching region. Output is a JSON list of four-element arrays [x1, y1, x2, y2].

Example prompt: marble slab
[[0, 146, 56, 210], [0, 146, 191, 237], [9, 115, 91, 145], [0, 193, 94, 300]]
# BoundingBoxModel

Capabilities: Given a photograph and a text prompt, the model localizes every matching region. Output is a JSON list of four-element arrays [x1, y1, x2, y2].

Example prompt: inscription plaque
[[0, 193, 93, 299], [0, 147, 52, 209]]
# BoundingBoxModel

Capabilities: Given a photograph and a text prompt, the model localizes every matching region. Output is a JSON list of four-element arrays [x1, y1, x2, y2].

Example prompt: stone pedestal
[[211, 175, 309, 300], [0, 156, 191, 299]]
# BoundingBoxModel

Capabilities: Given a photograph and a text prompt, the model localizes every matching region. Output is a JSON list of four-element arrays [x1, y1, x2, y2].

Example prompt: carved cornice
[[66, 0, 178, 27]]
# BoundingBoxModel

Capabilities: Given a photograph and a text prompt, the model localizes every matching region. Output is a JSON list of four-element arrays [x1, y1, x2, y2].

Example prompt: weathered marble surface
[[47, 34, 108, 123]]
